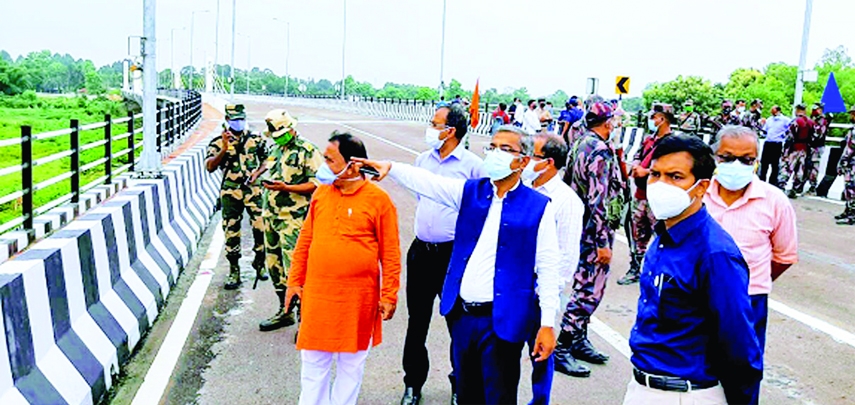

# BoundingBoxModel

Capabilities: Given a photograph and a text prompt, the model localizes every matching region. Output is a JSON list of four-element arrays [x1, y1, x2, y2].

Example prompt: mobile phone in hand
[[359, 166, 380, 177]]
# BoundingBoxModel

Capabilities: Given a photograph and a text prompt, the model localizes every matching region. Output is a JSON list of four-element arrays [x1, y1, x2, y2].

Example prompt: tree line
[[2, 47, 852, 121], [639, 46, 854, 121]]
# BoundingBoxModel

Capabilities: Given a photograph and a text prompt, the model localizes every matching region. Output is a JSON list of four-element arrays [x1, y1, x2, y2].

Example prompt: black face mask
[[723, 108, 733, 115]]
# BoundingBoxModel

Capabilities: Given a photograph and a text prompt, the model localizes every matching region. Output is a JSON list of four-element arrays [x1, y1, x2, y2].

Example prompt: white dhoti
[[298, 348, 371, 405]]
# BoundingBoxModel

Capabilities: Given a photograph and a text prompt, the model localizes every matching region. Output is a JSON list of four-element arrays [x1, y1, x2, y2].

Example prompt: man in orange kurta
[[286, 132, 401, 405]]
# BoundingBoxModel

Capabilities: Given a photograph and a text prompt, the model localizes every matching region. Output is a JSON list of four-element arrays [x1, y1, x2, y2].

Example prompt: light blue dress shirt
[[413, 143, 484, 243], [762, 115, 791, 143]]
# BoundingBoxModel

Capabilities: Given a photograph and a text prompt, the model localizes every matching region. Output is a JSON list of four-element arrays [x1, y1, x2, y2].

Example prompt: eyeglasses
[[716, 154, 757, 165], [532, 154, 547, 160], [484, 145, 522, 155], [430, 122, 449, 130]]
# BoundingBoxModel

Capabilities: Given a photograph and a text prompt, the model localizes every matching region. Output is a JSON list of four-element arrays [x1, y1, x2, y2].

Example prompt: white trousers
[[299, 348, 371, 405], [622, 379, 727, 405]]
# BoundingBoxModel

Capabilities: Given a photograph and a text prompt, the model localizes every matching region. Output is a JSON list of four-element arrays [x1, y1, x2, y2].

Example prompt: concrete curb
[[0, 135, 220, 404]]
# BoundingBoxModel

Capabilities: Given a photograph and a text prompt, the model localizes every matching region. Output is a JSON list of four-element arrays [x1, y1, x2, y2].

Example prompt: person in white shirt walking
[[524, 99, 543, 135], [521, 133, 585, 403]]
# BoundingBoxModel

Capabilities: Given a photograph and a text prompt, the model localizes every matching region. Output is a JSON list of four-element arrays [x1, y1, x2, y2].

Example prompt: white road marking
[[131, 225, 225, 405], [806, 196, 845, 206], [248, 119, 414, 125], [768, 299, 855, 349], [613, 231, 855, 350], [331, 121, 421, 156]]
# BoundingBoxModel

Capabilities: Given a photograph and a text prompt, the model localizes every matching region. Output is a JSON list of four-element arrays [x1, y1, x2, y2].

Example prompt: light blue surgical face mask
[[228, 119, 246, 132], [482, 149, 519, 181], [715, 161, 755, 191], [316, 162, 350, 185]]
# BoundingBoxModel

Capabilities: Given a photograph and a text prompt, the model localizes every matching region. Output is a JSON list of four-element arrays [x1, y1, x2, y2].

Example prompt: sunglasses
[[716, 154, 756, 166]]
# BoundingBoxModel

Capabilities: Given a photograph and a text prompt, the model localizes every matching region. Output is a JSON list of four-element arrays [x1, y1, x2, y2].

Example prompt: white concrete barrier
[[0, 138, 220, 404]]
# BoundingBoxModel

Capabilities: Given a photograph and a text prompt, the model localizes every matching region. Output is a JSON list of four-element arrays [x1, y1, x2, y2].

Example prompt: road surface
[[109, 98, 855, 405]]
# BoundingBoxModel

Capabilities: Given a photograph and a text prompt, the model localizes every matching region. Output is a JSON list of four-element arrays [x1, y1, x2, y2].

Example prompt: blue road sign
[[821, 72, 846, 113]]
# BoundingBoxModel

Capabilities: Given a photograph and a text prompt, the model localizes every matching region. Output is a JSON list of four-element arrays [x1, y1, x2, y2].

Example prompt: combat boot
[[617, 254, 643, 285], [568, 326, 609, 364], [787, 189, 798, 199], [837, 211, 855, 226], [224, 260, 242, 290], [554, 332, 591, 377], [834, 208, 853, 220], [252, 253, 269, 282], [259, 291, 297, 331]]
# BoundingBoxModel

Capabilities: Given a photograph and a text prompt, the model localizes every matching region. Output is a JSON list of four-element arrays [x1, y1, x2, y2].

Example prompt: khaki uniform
[[206, 131, 268, 265], [262, 136, 323, 292]]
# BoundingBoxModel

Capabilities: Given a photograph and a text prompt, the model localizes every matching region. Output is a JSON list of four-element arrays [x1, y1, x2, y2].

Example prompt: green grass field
[[0, 95, 143, 227]]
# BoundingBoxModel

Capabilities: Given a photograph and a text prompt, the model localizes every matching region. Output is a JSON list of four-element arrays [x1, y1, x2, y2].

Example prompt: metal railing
[[1, 90, 202, 238]]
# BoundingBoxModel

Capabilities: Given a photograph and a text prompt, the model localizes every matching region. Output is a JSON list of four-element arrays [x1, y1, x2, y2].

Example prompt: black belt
[[460, 301, 493, 316], [414, 238, 453, 253], [633, 368, 717, 392]]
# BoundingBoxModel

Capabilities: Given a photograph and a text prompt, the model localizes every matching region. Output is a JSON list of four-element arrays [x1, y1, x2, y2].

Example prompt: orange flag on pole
[[469, 79, 480, 128]]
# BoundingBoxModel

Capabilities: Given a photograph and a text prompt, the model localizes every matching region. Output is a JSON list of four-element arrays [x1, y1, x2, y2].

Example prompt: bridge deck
[[111, 99, 855, 405]]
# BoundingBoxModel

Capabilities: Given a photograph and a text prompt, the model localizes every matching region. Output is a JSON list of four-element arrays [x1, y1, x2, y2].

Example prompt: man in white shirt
[[760, 106, 791, 183], [522, 133, 585, 401], [524, 99, 543, 135], [354, 125, 562, 404]]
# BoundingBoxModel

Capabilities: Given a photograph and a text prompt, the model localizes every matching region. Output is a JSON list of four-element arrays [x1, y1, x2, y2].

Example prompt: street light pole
[[189, 10, 209, 90], [230, 0, 236, 97], [247, 35, 251, 94], [439, 0, 447, 98], [793, 0, 813, 111], [273, 18, 291, 97], [140, 0, 160, 174], [215, 0, 220, 79], [170, 27, 185, 89], [341, 0, 347, 99]]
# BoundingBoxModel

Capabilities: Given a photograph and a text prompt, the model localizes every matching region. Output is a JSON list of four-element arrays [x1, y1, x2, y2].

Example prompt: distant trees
[[3, 46, 854, 117], [642, 46, 855, 118]]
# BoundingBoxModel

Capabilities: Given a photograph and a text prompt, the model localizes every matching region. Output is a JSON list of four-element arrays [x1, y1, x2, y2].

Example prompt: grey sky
[[1, 0, 852, 98]]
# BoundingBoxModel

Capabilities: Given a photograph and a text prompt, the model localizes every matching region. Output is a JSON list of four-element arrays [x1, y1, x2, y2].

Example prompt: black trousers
[[402, 238, 455, 391], [760, 142, 783, 183]]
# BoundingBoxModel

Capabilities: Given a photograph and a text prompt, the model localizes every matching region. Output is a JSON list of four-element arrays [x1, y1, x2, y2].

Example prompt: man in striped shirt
[[704, 125, 799, 358]]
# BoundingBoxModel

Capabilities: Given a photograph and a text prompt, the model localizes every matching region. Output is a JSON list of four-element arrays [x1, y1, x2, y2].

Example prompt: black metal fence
[[0, 90, 202, 238]]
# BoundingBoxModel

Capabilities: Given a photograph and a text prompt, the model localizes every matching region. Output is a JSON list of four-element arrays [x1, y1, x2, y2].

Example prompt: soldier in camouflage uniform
[[678, 99, 702, 136], [808, 103, 829, 194], [778, 104, 816, 199], [709, 100, 740, 143], [617, 103, 674, 286], [556, 102, 626, 378], [206, 104, 268, 290], [835, 105, 855, 225], [740, 99, 765, 133], [257, 109, 324, 331]]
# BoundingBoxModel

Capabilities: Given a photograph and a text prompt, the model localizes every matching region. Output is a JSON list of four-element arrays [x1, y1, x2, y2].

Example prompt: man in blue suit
[[355, 125, 563, 404]]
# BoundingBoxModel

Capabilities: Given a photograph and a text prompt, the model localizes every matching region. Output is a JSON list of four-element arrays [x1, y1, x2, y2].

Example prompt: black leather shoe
[[569, 332, 609, 364], [400, 387, 421, 405], [553, 346, 591, 377]]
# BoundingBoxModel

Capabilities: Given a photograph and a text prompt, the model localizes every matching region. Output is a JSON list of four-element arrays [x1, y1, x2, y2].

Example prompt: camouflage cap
[[264, 109, 297, 138], [225, 104, 247, 120], [812, 102, 825, 111], [849, 104, 855, 113], [585, 102, 614, 126], [684, 99, 694, 106], [651, 103, 676, 123]]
